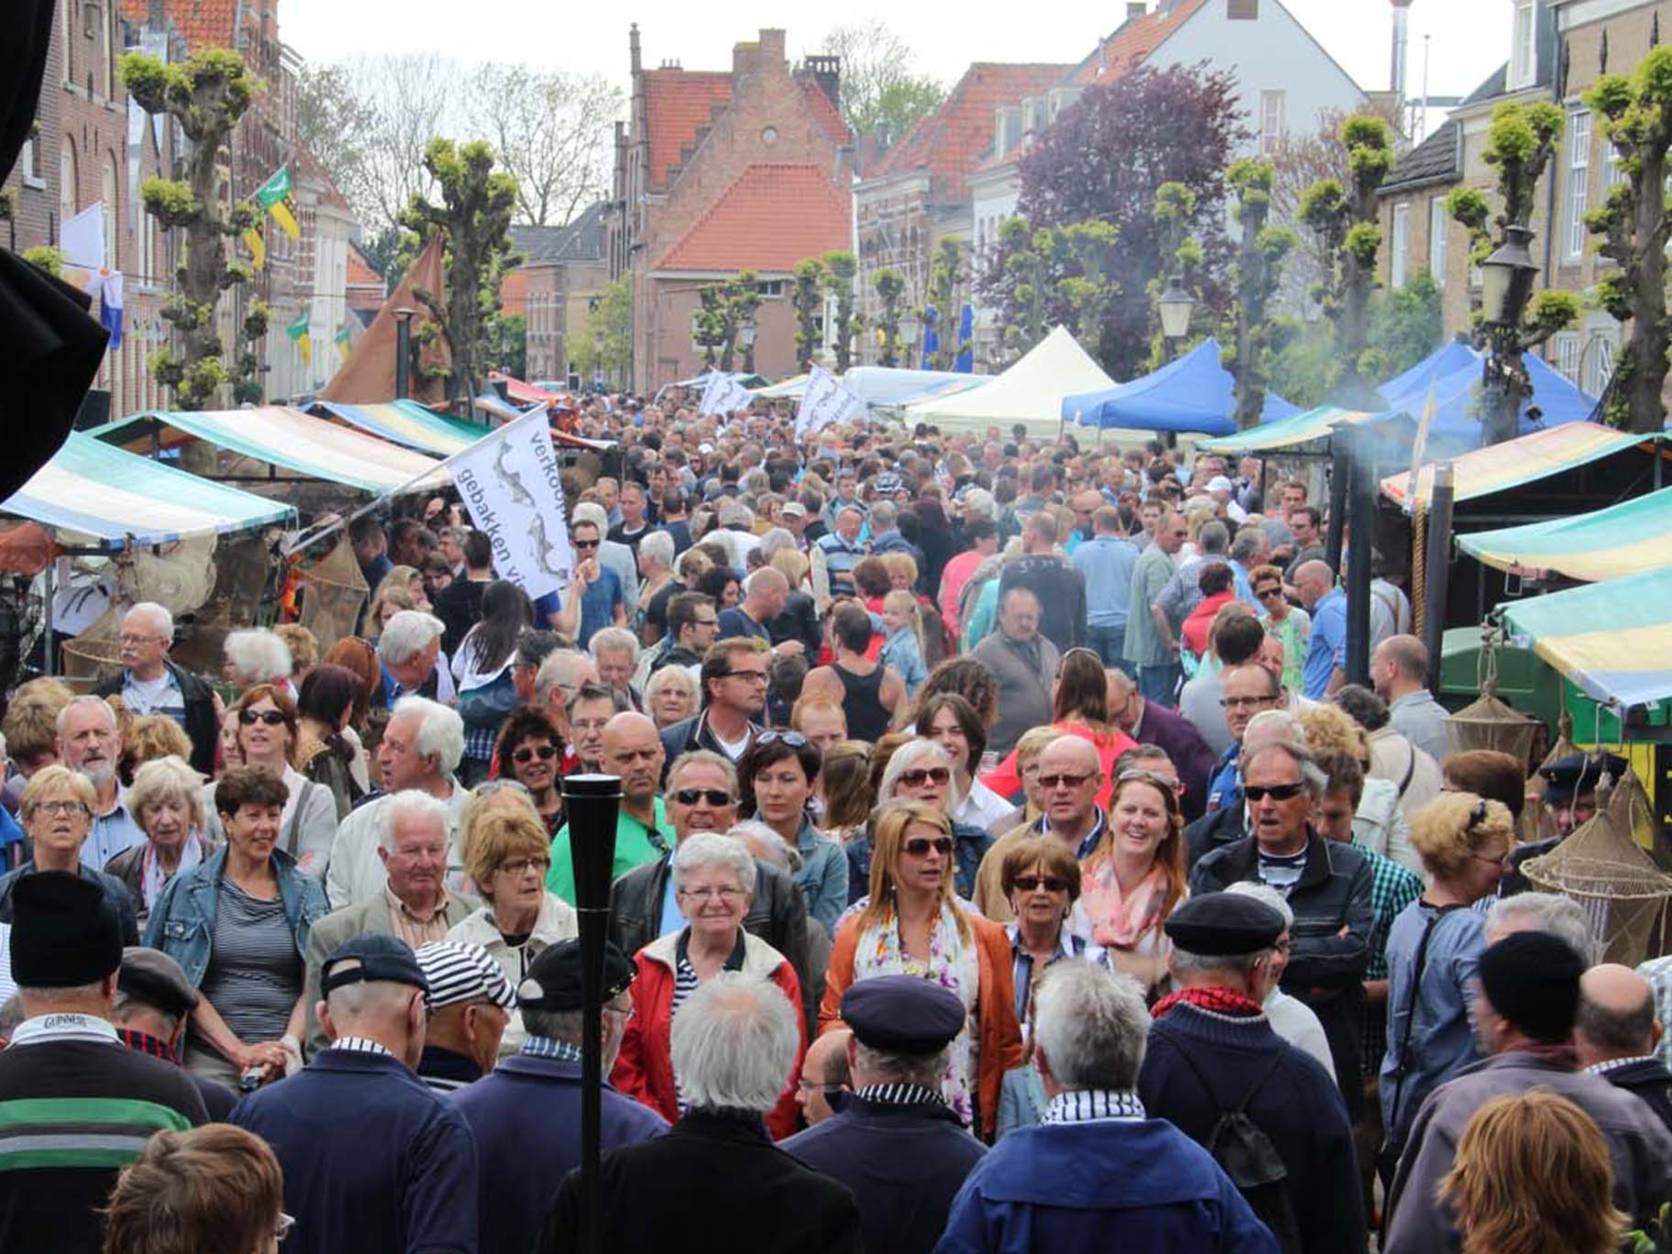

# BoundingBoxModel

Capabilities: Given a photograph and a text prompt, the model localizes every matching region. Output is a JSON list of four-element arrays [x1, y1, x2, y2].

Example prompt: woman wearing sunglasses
[[845, 739, 995, 906], [492, 708, 567, 837], [1000, 835, 1106, 1024], [1079, 770, 1190, 998], [1251, 562, 1310, 695], [820, 800, 1022, 1140], [738, 733, 847, 937], [202, 684, 337, 878]]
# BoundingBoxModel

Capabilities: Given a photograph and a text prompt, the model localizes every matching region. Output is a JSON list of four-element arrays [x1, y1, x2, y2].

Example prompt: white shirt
[[1264, 989, 1336, 1080], [955, 779, 1013, 833]]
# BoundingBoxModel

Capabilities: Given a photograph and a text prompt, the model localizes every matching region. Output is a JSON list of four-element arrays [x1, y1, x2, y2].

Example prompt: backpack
[[1173, 1042, 1303, 1254]]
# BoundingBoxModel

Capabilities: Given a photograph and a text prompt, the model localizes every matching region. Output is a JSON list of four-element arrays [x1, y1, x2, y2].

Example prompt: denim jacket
[[144, 845, 330, 987]]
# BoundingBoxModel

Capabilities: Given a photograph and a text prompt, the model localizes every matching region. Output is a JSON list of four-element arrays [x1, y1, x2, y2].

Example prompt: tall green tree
[[1584, 46, 1672, 433], [574, 276, 633, 387], [873, 268, 905, 366], [822, 250, 859, 372], [1365, 269, 1444, 382], [400, 138, 521, 407], [1298, 113, 1395, 399], [1225, 159, 1297, 429], [792, 259, 827, 371], [122, 48, 267, 409], [925, 238, 967, 369], [995, 218, 1119, 363]]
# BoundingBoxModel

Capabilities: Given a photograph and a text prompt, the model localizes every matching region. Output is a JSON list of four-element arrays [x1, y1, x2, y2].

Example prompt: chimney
[[1125, 2, 1146, 20], [1390, 0, 1413, 98], [629, 22, 641, 77], [149, 0, 168, 28], [804, 54, 841, 110]]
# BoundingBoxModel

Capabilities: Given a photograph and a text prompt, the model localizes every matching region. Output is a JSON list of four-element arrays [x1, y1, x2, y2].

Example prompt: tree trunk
[[1626, 146, 1670, 433]]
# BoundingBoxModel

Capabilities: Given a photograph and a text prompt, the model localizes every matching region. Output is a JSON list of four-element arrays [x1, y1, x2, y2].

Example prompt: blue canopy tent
[[1372, 338, 1478, 407], [1062, 337, 1299, 436]]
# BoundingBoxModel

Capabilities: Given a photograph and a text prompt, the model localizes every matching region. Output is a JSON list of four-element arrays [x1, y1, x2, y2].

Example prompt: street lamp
[[393, 306, 417, 400], [1158, 275, 1194, 341], [1479, 223, 1540, 446], [900, 310, 922, 368], [1480, 224, 1538, 329]]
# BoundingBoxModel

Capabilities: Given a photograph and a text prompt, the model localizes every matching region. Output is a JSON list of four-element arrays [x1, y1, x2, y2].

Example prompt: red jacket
[[1180, 591, 1237, 658], [611, 929, 805, 1141]]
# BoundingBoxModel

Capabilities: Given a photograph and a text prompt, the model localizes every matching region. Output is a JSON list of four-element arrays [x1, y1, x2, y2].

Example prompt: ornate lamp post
[[1479, 224, 1539, 446], [1158, 275, 1194, 359]]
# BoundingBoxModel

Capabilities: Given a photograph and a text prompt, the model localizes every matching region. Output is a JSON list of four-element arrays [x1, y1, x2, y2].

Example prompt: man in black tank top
[[802, 603, 904, 744]]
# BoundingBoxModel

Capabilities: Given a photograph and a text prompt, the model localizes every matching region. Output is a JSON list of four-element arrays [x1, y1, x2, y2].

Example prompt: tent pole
[[1421, 463, 1455, 694], [41, 561, 54, 678]]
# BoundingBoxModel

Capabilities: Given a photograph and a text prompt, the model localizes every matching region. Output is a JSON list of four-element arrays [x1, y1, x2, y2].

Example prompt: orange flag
[[319, 235, 451, 403]]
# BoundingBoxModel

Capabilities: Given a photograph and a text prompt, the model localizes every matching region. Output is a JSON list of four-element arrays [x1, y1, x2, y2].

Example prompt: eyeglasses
[[798, 1078, 844, 1094], [497, 856, 552, 876], [902, 836, 955, 857], [31, 799, 90, 817], [1038, 771, 1094, 790], [1221, 694, 1278, 709], [276, 1212, 295, 1243], [757, 730, 808, 748], [693, 616, 720, 628], [898, 766, 950, 787], [573, 539, 600, 550], [677, 885, 745, 901], [513, 744, 558, 765], [1013, 875, 1071, 893], [1244, 782, 1307, 802], [239, 709, 288, 726], [673, 787, 736, 807]]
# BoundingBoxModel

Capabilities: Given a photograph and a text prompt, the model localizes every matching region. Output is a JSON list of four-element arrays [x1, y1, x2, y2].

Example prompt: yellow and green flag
[[287, 309, 312, 366], [255, 166, 300, 240], [243, 221, 266, 270], [334, 319, 354, 362]]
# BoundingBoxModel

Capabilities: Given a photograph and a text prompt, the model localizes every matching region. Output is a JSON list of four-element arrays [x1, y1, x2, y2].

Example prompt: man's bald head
[[1038, 734, 1100, 776], [799, 1028, 851, 1126], [1292, 560, 1334, 608], [600, 711, 665, 803], [1575, 963, 1661, 1066]]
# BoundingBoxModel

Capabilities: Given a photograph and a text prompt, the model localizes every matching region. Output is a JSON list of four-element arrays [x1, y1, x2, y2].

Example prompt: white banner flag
[[795, 365, 866, 438], [698, 371, 752, 417], [446, 408, 572, 603]]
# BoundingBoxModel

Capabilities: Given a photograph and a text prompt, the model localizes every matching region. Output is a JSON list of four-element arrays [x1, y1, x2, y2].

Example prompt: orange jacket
[[611, 929, 805, 1141], [819, 906, 1023, 1140]]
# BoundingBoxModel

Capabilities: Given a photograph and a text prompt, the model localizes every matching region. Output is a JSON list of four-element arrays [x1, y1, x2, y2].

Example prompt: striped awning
[[1458, 486, 1672, 583], [91, 406, 447, 494], [312, 400, 493, 457], [1, 432, 294, 547], [1198, 405, 1375, 454], [1500, 565, 1672, 708], [1381, 423, 1663, 511]]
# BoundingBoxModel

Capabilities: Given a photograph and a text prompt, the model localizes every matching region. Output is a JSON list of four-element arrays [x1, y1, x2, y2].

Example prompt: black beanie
[[9, 872, 123, 989], [1478, 930, 1585, 1043]]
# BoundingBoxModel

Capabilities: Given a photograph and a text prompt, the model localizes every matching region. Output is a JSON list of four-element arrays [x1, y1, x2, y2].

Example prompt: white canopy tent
[[903, 326, 1143, 441]]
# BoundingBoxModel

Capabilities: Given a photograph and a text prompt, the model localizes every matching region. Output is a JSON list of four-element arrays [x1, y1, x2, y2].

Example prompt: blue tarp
[[1062, 337, 1299, 436]]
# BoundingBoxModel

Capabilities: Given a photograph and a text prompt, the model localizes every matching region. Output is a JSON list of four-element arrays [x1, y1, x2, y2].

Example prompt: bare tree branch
[[465, 64, 622, 227]]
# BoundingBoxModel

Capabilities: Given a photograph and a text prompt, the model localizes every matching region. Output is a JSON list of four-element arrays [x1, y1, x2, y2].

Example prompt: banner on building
[[444, 406, 571, 603], [287, 309, 312, 366], [255, 166, 300, 239], [794, 365, 866, 438], [697, 371, 752, 417], [334, 319, 355, 362]]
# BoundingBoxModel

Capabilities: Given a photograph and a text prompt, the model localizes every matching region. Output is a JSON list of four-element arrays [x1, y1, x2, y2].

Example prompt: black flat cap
[[1164, 892, 1286, 956], [321, 933, 428, 996], [1538, 752, 1629, 802], [10, 872, 122, 988], [841, 975, 965, 1054], [119, 947, 199, 1017], [1479, 931, 1584, 1042], [519, 939, 635, 1012]]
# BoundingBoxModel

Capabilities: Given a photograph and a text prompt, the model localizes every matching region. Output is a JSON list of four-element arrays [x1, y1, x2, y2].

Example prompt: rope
[[1412, 508, 1427, 640]]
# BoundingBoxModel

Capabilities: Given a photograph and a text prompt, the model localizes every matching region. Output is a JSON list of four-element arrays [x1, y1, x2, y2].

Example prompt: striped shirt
[[1356, 842, 1424, 1075], [200, 877, 302, 1046], [1042, 1089, 1147, 1124]]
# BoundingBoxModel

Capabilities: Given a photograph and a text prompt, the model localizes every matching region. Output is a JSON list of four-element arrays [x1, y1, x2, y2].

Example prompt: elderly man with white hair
[[589, 626, 644, 713], [51, 695, 147, 869], [93, 601, 220, 775], [540, 972, 861, 1254], [377, 609, 455, 707], [222, 628, 293, 692], [325, 697, 469, 908], [302, 790, 477, 1053]]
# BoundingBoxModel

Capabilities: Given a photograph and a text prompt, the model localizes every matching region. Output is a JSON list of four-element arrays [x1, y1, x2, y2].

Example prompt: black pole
[[1421, 462, 1455, 695], [562, 772, 622, 1254], [1325, 441, 1349, 573], [1344, 430, 1377, 687], [395, 315, 412, 401]]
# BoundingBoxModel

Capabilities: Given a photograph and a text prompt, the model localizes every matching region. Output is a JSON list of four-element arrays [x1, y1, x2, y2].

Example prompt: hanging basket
[[293, 534, 368, 656], [1446, 624, 1540, 771]]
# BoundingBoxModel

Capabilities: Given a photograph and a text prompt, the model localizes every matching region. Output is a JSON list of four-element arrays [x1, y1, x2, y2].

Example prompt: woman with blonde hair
[[119, 713, 195, 787], [1078, 768, 1188, 995], [1380, 792, 1515, 1166], [820, 799, 1022, 1138], [102, 1124, 287, 1254], [1302, 702, 1417, 871], [767, 547, 821, 656], [106, 755, 212, 924], [1441, 1089, 1627, 1254]]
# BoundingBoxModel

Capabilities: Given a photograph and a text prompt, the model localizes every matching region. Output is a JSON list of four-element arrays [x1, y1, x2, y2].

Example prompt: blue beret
[[1163, 892, 1285, 956], [1538, 752, 1628, 802], [841, 975, 965, 1054]]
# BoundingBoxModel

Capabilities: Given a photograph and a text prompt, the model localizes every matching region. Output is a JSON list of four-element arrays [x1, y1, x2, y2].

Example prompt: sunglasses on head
[[902, 836, 955, 857], [239, 709, 287, 726], [1013, 875, 1070, 893], [757, 730, 808, 748], [1244, 781, 1306, 802], [513, 744, 558, 765], [898, 766, 950, 787], [673, 787, 736, 807]]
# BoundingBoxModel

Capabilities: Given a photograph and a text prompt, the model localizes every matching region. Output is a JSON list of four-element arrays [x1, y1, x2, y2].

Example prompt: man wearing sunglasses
[[1190, 741, 1374, 1124], [548, 520, 627, 650], [658, 639, 769, 777]]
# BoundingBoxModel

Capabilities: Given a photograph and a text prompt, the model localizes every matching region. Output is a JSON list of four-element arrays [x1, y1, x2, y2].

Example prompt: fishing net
[[293, 535, 368, 656], [1445, 626, 1540, 772], [1523, 773, 1672, 965]]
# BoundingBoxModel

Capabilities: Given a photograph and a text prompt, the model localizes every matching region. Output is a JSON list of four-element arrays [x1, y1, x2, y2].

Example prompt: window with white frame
[[1429, 196, 1448, 288], [1566, 108, 1590, 260], [1511, 0, 1536, 89], [1391, 202, 1410, 287], [1259, 90, 1285, 156], [1553, 330, 1580, 382], [1583, 329, 1618, 396]]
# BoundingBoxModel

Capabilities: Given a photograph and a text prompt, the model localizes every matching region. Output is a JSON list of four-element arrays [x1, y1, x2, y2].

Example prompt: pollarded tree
[[994, 218, 1120, 363], [924, 238, 966, 369], [1225, 159, 1297, 430], [122, 48, 269, 408], [1298, 113, 1395, 399], [822, 251, 860, 372], [874, 268, 905, 366], [792, 258, 826, 372], [400, 138, 520, 407], [1584, 45, 1672, 433]]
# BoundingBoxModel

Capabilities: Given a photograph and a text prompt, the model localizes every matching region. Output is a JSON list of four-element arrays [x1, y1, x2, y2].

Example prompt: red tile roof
[[868, 63, 1072, 200], [120, 0, 239, 50], [798, 75, 850, 148], [1067, 0, 1207, 86], [656, 163, 850, 273], [643, 69, 734, 190]]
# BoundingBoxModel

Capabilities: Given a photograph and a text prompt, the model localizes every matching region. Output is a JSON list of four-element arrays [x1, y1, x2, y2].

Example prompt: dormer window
[[1510, 0, 1536, 89]]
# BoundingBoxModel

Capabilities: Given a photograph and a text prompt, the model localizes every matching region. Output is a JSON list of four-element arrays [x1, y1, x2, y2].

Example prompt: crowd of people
[[0, 393, 1666, 1253]]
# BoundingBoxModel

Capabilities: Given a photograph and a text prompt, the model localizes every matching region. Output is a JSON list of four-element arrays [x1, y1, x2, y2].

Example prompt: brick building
[[506, 201, 609, 388], [609, 26, 853, 391], [345, 242, 386, 319]]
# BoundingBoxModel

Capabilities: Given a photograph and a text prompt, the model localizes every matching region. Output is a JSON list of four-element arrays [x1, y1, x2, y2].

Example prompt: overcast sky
[[280, 0, 1508, 119]]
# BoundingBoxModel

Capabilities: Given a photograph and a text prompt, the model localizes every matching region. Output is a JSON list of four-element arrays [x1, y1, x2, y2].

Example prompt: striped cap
[[413, 942, 516, 1012]]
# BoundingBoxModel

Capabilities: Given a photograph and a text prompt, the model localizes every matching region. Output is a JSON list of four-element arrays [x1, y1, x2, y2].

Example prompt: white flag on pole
[[445, 407, 572, 603], [697, 371, 752, 417], [1404, 383, 1438, 514], [795, 365, 866, 438]]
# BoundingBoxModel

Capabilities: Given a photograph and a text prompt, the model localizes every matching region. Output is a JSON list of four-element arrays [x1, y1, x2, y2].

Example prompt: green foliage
[[873, 268, 906, 366], [818, 22, 946, 142], [692, 272, 764, 372], [925, 239, 969, 369], [22, 246, 63, 278], [1225, 159, 1292, 428], [1270, 320, 1337, 410], [996, 218, 1121, 361], [243, 301, 271, 342], [139, 178, 197, 230], [1344, 223, 1382, 267], [1367, 268, 1442, 379], [1340, 114, 1393, 151], [792, 258, 827, 372], [1525, 289, 1580, 337], [575, 276, 633, 385], [495, 313, 527, 380], [121, 49, 260, 146], [821, 251, 859, 372]]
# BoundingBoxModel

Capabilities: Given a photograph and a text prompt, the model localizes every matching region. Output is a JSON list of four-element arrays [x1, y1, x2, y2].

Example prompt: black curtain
[[0, 0, 109, 501]]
